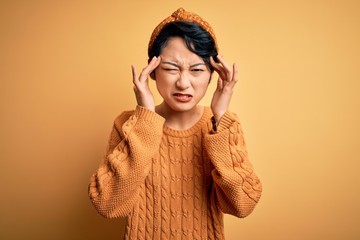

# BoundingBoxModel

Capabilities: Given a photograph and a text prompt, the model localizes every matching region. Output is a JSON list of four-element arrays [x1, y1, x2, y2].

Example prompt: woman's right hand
[[131, 56, 161, 111]]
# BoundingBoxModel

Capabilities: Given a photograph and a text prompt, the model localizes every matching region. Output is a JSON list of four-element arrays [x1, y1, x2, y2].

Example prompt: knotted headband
[[148, 8, 218, 52]]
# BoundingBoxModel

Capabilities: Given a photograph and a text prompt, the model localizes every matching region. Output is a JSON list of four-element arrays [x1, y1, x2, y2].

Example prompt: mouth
[[173, 93, 193, 102]]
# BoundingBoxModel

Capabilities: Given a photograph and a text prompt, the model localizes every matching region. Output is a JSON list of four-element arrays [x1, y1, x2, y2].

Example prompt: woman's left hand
[[210, 55, 238, 123]]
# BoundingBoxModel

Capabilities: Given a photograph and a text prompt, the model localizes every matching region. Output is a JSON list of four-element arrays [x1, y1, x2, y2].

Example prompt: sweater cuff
[[216, 111, 235, 132]]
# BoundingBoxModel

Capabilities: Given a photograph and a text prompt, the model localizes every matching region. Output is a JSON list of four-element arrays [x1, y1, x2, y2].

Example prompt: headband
[[148, 8, 218, 52]]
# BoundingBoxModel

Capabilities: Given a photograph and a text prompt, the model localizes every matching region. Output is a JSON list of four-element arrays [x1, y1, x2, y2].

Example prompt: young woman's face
[[154, 37, 211, 113]]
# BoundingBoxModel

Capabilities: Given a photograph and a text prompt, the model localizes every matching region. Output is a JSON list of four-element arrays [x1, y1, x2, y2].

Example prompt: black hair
[[148, 21, 218, 73]]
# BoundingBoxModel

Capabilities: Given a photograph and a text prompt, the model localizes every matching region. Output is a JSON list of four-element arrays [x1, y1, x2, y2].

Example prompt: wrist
[[212, 112, 224, 123], [139, 103, 155, 112]]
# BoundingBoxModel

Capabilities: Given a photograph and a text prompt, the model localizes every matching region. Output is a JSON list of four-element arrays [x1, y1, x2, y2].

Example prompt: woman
[[89, 8, 262, 240]]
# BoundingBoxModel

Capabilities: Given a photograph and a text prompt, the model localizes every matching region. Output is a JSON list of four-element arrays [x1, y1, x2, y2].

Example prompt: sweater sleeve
[[88, 106, 165, 218], [204, 111, 262, 218]]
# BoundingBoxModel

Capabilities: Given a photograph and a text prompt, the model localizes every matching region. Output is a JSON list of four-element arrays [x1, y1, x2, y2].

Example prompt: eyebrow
[[161, 61, 206, 68]]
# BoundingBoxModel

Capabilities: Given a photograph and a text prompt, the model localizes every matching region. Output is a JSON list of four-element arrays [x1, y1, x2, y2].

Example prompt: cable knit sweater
[[89, 106, 262, 240]]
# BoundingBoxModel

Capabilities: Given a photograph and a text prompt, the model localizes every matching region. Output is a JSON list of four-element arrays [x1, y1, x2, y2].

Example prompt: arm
[[88, 106, 165, 218], [207, 55, 261, 217], [89, 56, 163, 218], [205, 111, 262, 218]]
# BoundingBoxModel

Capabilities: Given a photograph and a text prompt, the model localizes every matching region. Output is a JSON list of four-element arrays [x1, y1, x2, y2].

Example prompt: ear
[[150, 71, 156, 80], [148, 57, 157, 80]]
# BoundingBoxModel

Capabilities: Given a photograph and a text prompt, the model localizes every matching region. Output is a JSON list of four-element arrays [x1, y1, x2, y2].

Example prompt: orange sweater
[[89, 106, 262, 239]]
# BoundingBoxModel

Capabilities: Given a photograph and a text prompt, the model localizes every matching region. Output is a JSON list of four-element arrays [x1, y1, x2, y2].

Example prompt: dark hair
[[148, 21, 218, 73]]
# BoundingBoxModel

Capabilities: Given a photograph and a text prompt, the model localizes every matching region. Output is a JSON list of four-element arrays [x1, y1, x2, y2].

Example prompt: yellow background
[[1, 0, 359, 239]]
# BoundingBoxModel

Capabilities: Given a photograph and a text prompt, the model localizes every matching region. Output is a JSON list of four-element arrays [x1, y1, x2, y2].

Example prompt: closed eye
[[191, 69, 204, 72], [162, 68, 180, 75]]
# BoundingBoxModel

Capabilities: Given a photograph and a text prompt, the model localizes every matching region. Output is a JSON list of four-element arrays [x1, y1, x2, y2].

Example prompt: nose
[[176, 72, 191, 89]]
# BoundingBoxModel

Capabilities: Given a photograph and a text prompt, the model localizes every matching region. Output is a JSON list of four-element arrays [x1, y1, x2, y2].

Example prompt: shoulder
[[113, 109, 135, 129]]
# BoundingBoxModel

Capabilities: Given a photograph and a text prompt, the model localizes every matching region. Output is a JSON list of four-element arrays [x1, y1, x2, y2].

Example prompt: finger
[[139, 56, 161, 82], [210, 56, 221, 71], [216, 55, 233, 81], [210, 56, 225, 75], [217, 77, 223, 90], [149, 56, 161, 77], [223, 63, 239, 91], [210, 56, 227, 81], [148, 55, 161, 70], [233, 63, 238, 83], [216, 55, 231, 72], [131, 65, 138, 84], [138, 59, 155, 83]]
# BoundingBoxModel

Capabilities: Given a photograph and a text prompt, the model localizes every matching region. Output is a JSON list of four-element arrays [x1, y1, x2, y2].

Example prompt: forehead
[[160, 37, 204, 65]]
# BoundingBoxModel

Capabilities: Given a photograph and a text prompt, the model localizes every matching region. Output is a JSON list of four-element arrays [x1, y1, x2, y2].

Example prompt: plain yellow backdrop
[[1, 0, 359, 239]]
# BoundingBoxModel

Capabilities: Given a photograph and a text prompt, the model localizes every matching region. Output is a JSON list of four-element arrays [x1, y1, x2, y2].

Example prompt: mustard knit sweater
[[89, 106, 262, 240]]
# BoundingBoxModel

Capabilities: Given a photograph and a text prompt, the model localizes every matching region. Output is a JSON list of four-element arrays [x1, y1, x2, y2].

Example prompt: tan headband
[[148, 8, 218, 52]]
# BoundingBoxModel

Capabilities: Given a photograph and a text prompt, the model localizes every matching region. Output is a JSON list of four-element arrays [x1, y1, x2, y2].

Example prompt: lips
[[173, 93, 193, 102]]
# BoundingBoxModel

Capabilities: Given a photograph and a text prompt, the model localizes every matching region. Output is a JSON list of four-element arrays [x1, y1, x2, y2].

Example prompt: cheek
[[194, 80, 210, 95], [196, 74, 211, 89], [155, 78, 172, 96]]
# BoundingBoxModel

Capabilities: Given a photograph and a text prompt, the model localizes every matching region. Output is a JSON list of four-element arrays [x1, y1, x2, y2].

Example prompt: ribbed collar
[[162, 107, 212, 137]]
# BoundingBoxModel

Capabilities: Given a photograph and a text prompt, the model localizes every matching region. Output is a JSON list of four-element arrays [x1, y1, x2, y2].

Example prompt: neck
[[156, 103, 204, 130]]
